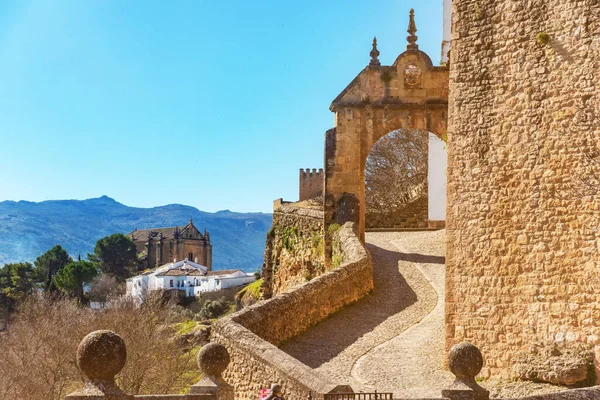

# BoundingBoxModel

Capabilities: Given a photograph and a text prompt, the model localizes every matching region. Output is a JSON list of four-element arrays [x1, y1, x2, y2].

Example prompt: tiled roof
[[128, 221, 203, 242], [132, 227, 176, 240], [206, 269, 242, 276], [156, 268, 205, 276]]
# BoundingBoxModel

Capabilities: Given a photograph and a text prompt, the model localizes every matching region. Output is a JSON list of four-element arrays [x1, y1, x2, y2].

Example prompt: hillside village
[[1, 1, 600, 400]]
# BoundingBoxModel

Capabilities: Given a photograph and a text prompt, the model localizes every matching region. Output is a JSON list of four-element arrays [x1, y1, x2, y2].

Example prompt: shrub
[[0, 294, 198, 400], [327, 223, 342, 236], [332, 254, 344, 268], [199, 297, 232, 320]]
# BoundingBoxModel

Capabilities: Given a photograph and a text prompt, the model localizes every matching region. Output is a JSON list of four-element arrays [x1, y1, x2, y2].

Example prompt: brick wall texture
[[446, 0, 600, 379]]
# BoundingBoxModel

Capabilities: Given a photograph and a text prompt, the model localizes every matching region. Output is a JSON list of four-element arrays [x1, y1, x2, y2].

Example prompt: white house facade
[[126, 259, 255, 299]]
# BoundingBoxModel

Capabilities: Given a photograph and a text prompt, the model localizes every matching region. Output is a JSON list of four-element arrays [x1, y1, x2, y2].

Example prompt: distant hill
[[0, 196, 272, 272]]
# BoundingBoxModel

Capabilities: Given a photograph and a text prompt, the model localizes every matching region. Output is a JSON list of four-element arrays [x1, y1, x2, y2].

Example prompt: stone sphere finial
[[77, 330, 127, 381], [197, 342, 230, 376], [448, 342, 484, 380]]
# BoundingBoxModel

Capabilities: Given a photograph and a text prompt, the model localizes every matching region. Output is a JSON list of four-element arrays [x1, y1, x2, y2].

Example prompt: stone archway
[[324, 10, 449, 242], [364, 128, 430, 230]]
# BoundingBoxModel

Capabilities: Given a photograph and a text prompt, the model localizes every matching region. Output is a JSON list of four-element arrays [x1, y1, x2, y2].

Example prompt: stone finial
[[406, 9, 418, 50], [198, 342, 230, 375], [190, 342, 234, 400], [442, 342, 489, 400], [66, 330, 128, 398], [369, 37, 381, 66]]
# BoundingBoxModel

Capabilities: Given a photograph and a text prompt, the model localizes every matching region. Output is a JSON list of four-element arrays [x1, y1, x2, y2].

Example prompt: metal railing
[[324, 392, 393, 400]]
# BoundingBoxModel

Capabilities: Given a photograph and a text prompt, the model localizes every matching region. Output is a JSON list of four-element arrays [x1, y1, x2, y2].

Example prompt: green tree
[[0, 262, 35, 315], [33, 245, 73, 292], [199, 297, 232, 319], [89, 233, 137, 281], [53, 261, 98, 304]]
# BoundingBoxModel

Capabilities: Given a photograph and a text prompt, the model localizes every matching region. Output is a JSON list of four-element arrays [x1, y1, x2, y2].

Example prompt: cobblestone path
[[280, 230, 452, 397]]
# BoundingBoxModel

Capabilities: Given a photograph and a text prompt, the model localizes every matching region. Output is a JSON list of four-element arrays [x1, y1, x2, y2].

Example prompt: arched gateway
[[324, 10, 449, 242]]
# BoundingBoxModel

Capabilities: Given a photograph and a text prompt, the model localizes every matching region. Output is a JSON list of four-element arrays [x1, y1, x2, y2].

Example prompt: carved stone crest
[[404, 65, 421, 88]]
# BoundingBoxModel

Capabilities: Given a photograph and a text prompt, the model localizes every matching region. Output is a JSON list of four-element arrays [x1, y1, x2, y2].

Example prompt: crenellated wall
[[212, 222, 373, 400], [299, 169, 324, 201], [446, 0, 600, 379]]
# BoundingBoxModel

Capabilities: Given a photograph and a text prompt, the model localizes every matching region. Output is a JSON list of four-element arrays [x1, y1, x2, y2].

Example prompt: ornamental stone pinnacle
[[407, 9, 418, 50], [369, 37, 381, 66]]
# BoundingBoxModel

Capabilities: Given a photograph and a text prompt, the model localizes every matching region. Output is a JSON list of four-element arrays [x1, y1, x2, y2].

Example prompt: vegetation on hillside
[[88, 233, 138, 281], [53, 260, 98, 304], [0, 233, 138, 319], [0, 294, 199, 400], [34, 245, 73, 292]]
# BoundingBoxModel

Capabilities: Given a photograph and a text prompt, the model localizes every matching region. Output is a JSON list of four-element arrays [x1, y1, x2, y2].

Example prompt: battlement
[[299, 168, 324, 201], [300, 168, 324, 175]]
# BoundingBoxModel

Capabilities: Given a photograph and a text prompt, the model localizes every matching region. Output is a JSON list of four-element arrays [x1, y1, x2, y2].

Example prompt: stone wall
[[299, 168, 324, 201], [446, 0, 600, 380], [365, 195, 429, 229], [262, 201, 326, 298], [212, 222, 373, 400]]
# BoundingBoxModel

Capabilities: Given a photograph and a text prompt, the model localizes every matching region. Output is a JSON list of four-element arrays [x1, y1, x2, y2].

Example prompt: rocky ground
[[281, 230, 574, 399]]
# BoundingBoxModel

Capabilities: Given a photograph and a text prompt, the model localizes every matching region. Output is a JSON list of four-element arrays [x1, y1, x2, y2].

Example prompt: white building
[[126, 259, 256, 299]]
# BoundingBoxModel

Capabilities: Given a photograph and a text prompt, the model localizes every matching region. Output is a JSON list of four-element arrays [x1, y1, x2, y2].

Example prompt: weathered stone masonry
[[262, 200, 326, 298], [299, 169, 324, 201], [213, 222, 373, 400], [446, 0, 600, 379], [324, 34, 448, 242]]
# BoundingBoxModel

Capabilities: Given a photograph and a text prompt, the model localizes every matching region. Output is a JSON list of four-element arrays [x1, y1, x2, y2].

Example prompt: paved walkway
[[281, 230, 452, 398]]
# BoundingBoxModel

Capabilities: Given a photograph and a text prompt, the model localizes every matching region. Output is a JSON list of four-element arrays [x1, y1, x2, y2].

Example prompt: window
[[188, 252, 193, 261], [170, 280, 173, 288]]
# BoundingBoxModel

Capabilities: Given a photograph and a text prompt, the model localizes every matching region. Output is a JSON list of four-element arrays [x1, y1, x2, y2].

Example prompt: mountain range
[[0, 196, 272, 272]]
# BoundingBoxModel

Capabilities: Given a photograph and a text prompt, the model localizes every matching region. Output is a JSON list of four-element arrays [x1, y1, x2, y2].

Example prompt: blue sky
[[0, 0, 442, 213]]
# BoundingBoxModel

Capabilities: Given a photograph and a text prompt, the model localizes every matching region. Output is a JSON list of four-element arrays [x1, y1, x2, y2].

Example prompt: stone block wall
[[212, 222, 372, 399], [299, 168, 324, 201], [365, 196, 429, 229], [262, 202, 326, 298], [446, 0, 600, 379]]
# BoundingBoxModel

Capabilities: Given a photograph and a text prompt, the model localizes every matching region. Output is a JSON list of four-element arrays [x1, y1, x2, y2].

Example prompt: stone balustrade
[[65, 330, 600, 400], [65, 330, 233, 400]]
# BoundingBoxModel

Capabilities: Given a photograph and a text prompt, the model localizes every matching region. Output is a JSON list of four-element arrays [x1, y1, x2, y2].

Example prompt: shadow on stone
[[281, 241, 418, 368]]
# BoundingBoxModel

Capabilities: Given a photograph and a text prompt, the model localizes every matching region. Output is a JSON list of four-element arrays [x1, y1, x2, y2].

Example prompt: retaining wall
[[213, 222, 373, 400], [262, 202, 326, 298]]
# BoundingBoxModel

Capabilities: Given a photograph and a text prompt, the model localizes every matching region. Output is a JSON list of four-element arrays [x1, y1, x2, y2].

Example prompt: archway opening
[[364, 128, 430, 229]]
